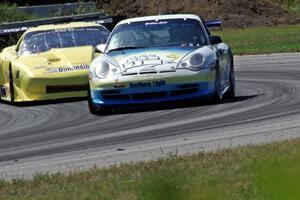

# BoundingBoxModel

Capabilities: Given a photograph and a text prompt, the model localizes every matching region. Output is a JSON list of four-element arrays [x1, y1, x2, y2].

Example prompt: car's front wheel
[[0, 87, 3, 103], [9, 65, 15, 103]]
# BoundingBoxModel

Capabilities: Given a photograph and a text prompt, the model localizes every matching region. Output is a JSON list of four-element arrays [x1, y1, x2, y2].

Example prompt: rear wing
[[0, 13, 125, 36], [205, 20, 223, 30]]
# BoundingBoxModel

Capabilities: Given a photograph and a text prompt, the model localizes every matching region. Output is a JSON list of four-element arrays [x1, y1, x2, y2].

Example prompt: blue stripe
[[91, 81, 215, 106]]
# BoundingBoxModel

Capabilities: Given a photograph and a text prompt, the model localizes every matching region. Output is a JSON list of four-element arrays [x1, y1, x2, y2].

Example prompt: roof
[[117, 14, 201, 26], [25, 22, 104, 33]]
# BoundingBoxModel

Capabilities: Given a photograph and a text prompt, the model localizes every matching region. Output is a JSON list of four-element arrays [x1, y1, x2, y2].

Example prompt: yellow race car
[[0, 22, 110, 103]]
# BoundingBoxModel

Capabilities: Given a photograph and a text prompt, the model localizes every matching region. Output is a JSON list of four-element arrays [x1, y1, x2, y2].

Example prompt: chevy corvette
[[0, 22, 109, 103]]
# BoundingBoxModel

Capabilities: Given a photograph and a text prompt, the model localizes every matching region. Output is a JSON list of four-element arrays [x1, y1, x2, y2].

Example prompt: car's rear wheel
[[9, 65, 15, 103]]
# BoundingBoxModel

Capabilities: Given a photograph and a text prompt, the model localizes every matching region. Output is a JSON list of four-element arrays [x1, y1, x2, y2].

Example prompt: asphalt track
[[0, 53, 300, 179]]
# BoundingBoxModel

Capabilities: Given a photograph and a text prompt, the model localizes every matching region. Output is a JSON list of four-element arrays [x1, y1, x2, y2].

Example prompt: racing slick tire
[[0, 89, 2, 103], [9, 65, 15, 103]]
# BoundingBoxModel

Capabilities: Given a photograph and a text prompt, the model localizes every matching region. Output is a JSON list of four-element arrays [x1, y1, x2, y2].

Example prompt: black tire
[[9, 65, 15, 103], [224, 58, 235, 99], [213, 65, 222, 103], [0, 88, 2, 103]]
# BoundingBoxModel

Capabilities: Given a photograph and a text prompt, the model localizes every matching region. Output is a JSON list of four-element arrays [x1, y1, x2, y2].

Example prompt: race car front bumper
[[12, 73, 89, 102], [89, 68, 216, 107]]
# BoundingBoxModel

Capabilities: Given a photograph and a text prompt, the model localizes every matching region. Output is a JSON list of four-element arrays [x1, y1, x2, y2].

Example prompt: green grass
[[214, 24, 300, 55], [0, 3, 100, 23], [0, 3, 37, 23], [0, 3, 101, 51], [1, 139, 300, 200]]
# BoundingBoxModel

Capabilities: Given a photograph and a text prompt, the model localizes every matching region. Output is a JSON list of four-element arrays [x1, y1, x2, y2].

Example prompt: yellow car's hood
[[14, 46, 94, 77]]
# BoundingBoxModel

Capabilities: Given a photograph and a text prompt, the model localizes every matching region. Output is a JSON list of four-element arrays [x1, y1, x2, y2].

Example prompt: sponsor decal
[[145, 21, 168, 26], [2, 27, 28, 34], [123, 54, 176, 71], [129, 80, 166, 88], [167, 53, 180, 61], [45, 64, 89, 73]]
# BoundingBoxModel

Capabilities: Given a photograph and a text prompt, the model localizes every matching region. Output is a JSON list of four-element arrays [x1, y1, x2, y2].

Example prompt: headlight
[[94, 60, 121, 79], [177, 53, 205, 71], [95, 62, 110, 79]]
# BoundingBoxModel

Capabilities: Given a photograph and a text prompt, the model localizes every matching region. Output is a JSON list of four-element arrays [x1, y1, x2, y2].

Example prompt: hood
[[107, 46, 197, 74], [14, 46, 94, 76]]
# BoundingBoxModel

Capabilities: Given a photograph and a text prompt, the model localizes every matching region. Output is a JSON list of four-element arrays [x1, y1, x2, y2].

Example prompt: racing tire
[[224, 58, 235, 99], [0, 88, 2, 103], [213, 65, 222, 103], [9, 65, 15, 104]]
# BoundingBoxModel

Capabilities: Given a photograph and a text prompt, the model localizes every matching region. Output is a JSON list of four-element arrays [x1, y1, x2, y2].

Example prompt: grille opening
[[122, 73, 138, 76], [139, 71, 158, 75], [101, 90, 121, 95], [102, 94, 130, 100], [46, 84, 88, 93], [159, 70, 176, 73], [170, 88, 199, 96], [132, 92, 167, 100], [179, 84, 199, 89]]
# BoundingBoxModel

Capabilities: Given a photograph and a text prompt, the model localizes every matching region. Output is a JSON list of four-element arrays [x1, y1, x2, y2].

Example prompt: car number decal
[[129, 80, 166, 88]]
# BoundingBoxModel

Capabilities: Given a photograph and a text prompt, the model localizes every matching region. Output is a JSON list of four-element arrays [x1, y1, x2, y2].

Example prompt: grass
[[0, 3, 101, 51], [0, 139, 300, 200], [0, 3, 37, 23], [0, 3, 100, 23], [214, 24, 300, 55]]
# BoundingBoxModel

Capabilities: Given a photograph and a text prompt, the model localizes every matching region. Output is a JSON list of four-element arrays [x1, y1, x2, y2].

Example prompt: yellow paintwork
[[0, 22, 103, 102]]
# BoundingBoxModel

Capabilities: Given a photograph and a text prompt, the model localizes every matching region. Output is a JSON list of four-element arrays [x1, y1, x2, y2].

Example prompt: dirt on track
[[97, 0, 300, 28]]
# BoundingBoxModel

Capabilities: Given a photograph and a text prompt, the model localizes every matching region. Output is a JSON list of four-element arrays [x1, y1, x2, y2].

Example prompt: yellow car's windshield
[[18, 26, 109, 55]]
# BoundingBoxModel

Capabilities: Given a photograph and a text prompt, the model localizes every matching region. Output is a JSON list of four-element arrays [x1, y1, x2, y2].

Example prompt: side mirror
[[209, 35, 222, 45], [95, 44, 106, 53]]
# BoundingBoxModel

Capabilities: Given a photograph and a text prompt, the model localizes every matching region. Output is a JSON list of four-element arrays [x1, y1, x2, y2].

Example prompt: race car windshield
[[18, 26, 109, 55], [106, 19, 207, 52]]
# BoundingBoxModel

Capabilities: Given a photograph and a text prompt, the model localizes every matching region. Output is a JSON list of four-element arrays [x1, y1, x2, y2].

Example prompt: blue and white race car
[[88, 14, 235, 114]]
